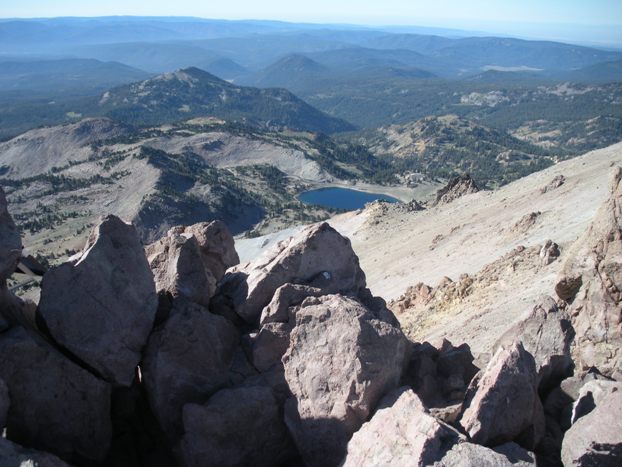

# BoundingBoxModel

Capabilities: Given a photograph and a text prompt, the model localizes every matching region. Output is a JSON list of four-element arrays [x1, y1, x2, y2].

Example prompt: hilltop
[[98, 67, 355, 134]]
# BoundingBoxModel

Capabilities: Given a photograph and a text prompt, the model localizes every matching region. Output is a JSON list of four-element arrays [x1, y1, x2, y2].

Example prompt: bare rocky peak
[[433, 173, 481, 206]]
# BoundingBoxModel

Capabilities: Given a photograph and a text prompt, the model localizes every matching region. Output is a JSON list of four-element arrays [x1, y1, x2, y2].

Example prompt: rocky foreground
[[1, 168, 622, 466]]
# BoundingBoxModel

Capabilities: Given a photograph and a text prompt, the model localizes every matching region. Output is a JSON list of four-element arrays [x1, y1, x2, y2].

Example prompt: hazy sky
[[2, 0, 622, 45]]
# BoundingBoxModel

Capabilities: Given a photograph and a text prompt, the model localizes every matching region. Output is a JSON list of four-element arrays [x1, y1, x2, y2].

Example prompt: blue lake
[[298, 187, 400, 210]]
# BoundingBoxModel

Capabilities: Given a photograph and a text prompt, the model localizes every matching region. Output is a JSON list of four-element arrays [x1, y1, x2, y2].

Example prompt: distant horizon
[[0, 14, 621, 49], [1, 0, 621, 47]]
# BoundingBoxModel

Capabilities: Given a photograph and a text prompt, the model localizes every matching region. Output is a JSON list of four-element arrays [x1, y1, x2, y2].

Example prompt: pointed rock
[[182, 220, 239, 281], [38, 215, 157, 386], [217, 222, 367, 324], [146, 228, 217, 307], [494, 296, 574, 392], [459, 342, 544, 450], [282, 294, 407, 466], [435, 442, 536, 466], [342, 388, 461, 467], [0, 327, 111, 462]]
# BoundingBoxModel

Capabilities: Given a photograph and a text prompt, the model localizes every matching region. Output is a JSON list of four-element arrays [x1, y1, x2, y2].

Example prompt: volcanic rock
[[142, 299, 239, 439], [342, 388, 461, 467], [433, 173, 480, 206], [217, 222, 367, 324], [494, 296, 574, 392], [435, 442, 536, 466], [180, 384, 295, 467], [38, 215, 158, 386], [146, 228, 216, 308], [561, 389, 622, 466], [0, 326, 111, 462], [282, 294, 407, 466], [459, 342, 544, 450]]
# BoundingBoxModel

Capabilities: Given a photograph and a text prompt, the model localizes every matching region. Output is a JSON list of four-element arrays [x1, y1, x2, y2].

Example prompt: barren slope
[[238, 141, 622, 362]]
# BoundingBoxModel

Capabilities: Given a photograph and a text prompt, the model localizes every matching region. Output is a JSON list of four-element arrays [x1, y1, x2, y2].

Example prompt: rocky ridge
[[2, 175, 622, 465]]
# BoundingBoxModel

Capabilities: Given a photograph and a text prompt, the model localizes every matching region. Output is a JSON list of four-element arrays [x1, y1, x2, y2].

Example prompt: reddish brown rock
[[459, 342, 544, 450], [38, 215, 157, 386], [180, 385, 295, 467], [0, 327, 111, 462], [142, 299, 239, 439], [146, 228, 216, 307], [282, 294, 407, 466], [217, 222, 367, 324], [494, 296, 574, 392], [342, 388, 461, 467], [562, 390, 622, 466]]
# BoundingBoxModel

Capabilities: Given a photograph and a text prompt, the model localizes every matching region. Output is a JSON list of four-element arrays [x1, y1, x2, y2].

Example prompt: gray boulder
[[494, 296, 574, 391], [342, 388, 461, 467], [142, 299, 239, 439], [436, 442, 536, 467], [146, 228, 216, 307], [182, 220, 239, 281], [179, 385, 294, 467], [459, 342, 544, 450], [0, 437, 70, 467], [571, 379, 622, 424], [0, 326, 111, 462], [38, 215, 157, 386], [217, 222, 367, 324], [555, 167, 622, 379], [0, 186, 21, 282], [561, 389, 622, 466], [282, 294, 407, 466]]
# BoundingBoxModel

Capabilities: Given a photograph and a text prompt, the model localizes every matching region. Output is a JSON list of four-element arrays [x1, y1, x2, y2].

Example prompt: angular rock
[[435, 442, 536, 466], [0, 377, 8, 430], [0, 326, 111, 462], [555, 167, 622, 379], [38, 215, 157, 386], [494, 296, 574, 392], [459, 342, 544, 450], [561, 390, 622, 466], [342, 388, 461, 467], [146, 228, 216, 307], [571, 379, 622, 424], [0, 437, 70, 467], [259, 283, 325, 326], [0, 186, 21, 282], [182, 220, 239, 281], [142, 299, 239, 439], [217, 222, 367, 324], [539, 239, 560, 266], [251, 321, 291, 373], [540, 174, 565, 194], [180, 385, 295, 467], [433, 173, 480, 206], [282, 294, 407, 466]]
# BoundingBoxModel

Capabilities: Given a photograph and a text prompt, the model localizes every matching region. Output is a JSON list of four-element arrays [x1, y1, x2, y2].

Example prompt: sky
[[2, 0, 622, 46]]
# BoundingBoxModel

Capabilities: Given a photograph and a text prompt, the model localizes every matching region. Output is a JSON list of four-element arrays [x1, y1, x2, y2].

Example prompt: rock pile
[[433, 173, 481, 206], [1, 175, 622, 466]]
